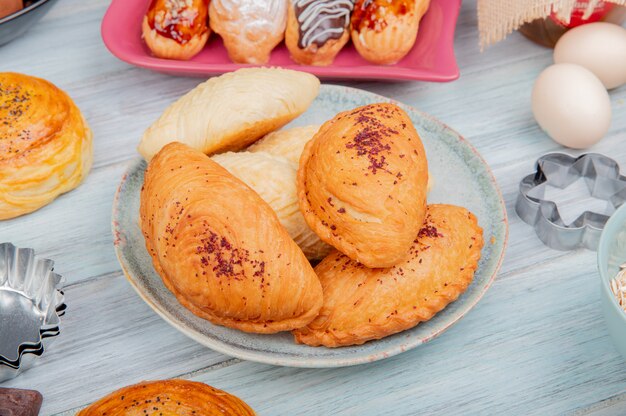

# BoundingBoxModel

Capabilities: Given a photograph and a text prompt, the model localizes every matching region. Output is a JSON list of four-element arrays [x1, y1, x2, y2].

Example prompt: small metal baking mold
[[0, 243, 65, 382], [516, 153, 626, 251]]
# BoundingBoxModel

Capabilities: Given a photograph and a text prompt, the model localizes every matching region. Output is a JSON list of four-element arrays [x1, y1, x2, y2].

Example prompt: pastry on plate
[[209, 0, 288, 64], [293, 204, 484, 347], [212, 151, 332, 260], [140, 142, 323, 333], [351, 0, 430, 65], [142, 0, 210, 60], [285, 0, 353, 66], [247, 124, 319, 166], [77, 379, 255, 416], [297, 103, 429, 268], [138, 68, 320, 161], [0, 72, 93, 220]]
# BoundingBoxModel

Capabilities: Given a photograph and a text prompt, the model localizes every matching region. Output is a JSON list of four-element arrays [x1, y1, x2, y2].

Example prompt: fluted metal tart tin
[[0, 243, 65, 382], [516, 153, 626, 251]]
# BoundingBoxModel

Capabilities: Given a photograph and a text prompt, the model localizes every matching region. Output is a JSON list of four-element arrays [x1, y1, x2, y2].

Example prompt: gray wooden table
[[2, 0, 626, 414]]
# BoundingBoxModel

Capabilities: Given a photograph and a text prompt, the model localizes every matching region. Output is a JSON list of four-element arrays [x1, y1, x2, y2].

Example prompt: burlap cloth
[[478, 0, 626, 47]]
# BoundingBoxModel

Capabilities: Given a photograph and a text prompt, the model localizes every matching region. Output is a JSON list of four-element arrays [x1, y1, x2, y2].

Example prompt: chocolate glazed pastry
[[0, 388, 43, 416], [285, 0, 353, 66]]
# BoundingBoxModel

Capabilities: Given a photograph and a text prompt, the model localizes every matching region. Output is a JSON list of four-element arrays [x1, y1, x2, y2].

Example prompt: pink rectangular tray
[[101, 0, 461, 81]]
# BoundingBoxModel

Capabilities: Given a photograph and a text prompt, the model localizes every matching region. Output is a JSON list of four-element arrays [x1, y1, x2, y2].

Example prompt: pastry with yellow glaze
[[293, 204, 483, 347], [0, 72, 92, 220], [140, 142, 323, 333], [297, 103, 429, 268], [78, 379, 256, 416]]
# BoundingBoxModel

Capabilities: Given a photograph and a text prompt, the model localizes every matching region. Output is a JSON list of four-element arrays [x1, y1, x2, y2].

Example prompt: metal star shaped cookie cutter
[[516, 153, 626, 251]]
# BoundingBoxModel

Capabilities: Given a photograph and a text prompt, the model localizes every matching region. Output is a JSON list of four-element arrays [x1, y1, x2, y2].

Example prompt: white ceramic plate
[[112, 85, 508, 368]]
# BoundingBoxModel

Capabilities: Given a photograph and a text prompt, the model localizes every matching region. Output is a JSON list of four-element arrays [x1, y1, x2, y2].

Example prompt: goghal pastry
[[209, 0, 288, 64], [285, 0, 353, 66], [247, 124, 320, 166], [293, 204, 484, 347], [140, 142, 323, 333], [212, 151, 332, 260], [297, 103, 429, 268], [351, 0, 430, 65], [77, 379, 256, 416], [0, 72, 93, 220], [142, 0, 210, 60], [139, 68, 320, 160]]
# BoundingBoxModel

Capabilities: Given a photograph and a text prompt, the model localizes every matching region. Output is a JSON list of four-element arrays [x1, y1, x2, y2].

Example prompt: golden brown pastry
[[285, 0, 353, 66], [211, 151, 332, 260], [142, 0, 210, 61], [209, 0, 288, 64], [0, 0, 22, 19], [351, 0, 431, 65], [140, 142, 323, 333], [77, 379, 256, 416], [297, 103, 429, 268], [247, 125, 319, 166], [293, 204, 484, 347], [138, 68, 320, 161], [0, 73, 93, 220]]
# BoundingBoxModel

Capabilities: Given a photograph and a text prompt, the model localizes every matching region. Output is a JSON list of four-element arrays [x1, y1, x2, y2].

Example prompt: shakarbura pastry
[[138, 68, 320, 160], [293, 204, 484, 347], [247, 124, 320, 166], [297, 103, 429, 268], [212, 151, 332, 260], [142, 0, 210, 60], [209, 0, 288, 64], [140, 142, 323, 333], [77, 379, 256, 416], [0, 72, 93, 220], [285, 0, 354, 66], [351, 0, 431, 65]]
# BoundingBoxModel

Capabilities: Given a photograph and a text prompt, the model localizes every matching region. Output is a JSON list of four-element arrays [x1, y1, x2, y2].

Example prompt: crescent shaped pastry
[[142, 0, 210, 61], [0, 72, 93, 220], [293, 204, 484, 347], [212, 151, 332, 260], [297, 103, 429, 268], [140, 142, 323, 333], [247, 125, 320, 166], [138, 68, 320, 161], [77, 379, 256, 416], [209, 0, 288, 64], [285, 0, 353, 66], [351, 0, 430, 65]]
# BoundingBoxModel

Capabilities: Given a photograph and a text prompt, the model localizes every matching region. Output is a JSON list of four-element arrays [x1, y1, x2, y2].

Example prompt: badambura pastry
[[293, 204, 484, 347], [285, 0, 353, 66], [247, 124, 319, 166], [140, 142, 323, 333], [142, 0, 210, 60], [138, 68, 320, 160], [209, 0, 288, 64], [78, 379, 256, 416], [351, 0, 431, 65], [297, 103, 429, 268], [212, 151, 332, 260], [0, 72, 92, 220]]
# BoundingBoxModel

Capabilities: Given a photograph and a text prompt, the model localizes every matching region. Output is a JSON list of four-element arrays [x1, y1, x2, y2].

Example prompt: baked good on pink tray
[[209, 0, 288, 64], [142, 0, 210, 60]]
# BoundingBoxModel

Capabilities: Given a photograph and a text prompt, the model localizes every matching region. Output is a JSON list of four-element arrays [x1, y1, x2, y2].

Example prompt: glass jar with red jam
[[519, 0, 626, 47]]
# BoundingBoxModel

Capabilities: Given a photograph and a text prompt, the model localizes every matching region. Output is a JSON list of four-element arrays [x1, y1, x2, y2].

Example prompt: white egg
[[532, 63, 611, 149], [554, 22, 626, 89]]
